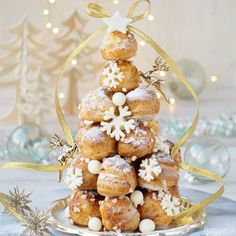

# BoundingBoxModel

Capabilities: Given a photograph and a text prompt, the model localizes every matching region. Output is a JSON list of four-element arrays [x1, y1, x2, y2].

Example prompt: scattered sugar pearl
[[130, 190, 144, 207], [112, 92, 126, 106], [88, 217, 102, 232], [88, 160, 102, 174], [139, 219, 155, 233], [122, 87, 127, 92]]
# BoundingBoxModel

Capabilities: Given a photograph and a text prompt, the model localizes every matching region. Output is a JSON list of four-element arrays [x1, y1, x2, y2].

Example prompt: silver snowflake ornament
[[6, 187, 31, 214], [138, 157, 162, 182], [21, 208, 51, 236], [101, 106, 135, 141]]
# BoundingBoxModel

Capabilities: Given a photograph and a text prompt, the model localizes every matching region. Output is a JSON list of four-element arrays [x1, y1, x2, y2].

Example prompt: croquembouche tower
[[64, 11, 182, 233]]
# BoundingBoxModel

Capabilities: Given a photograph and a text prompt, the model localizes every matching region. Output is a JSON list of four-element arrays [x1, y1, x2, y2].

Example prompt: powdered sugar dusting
[[102, 155, 132, 173], [126, 87, 156, 102]]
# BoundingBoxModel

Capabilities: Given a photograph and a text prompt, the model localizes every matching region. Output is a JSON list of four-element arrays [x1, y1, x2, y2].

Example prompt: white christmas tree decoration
[[47, 11, 102, 114], [64, 166, 83, 191], [160, 194, 181, 216], [20, 69, 53, 124], [101, 106, 135, 141], [102, 61, 124, 89], [103, 11, 132, 34], [138, 157, 162, 182], [0, 18, 51, 124]]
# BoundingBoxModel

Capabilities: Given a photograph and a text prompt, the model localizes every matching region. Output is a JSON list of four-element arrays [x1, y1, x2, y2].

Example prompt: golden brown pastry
[[100, 31, 138, 60], [138, 154, 179, 190], [79, 88, 114, 122], [69, 190, 101, 226], [74, 155, 98, 189], [118, 121, 155, 159], [100, 196, 140, 232], [126, 87, 160, 116], [99, 60, 139, 93], [139, 186, 181, 227], [97, 155, 137, 196], [76, 124, 116, 161], [64, 155, 98, 191]]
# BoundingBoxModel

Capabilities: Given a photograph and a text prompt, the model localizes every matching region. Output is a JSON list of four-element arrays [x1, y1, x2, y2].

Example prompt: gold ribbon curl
[[0, 0, 224, 227]]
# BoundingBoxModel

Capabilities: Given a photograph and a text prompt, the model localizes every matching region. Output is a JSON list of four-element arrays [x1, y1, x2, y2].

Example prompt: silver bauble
[[184, 138, 230, 183], [6, 123, 49, 163], [168, 59, 206, 99]]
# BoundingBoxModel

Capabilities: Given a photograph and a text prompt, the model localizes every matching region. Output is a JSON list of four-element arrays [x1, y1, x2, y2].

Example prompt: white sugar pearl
[[88, 217, 102, 232], [139, 219, 155, 233], [88, 160, 102, 174], [112, 92, 126, 106], [130, 190, 144, 207]]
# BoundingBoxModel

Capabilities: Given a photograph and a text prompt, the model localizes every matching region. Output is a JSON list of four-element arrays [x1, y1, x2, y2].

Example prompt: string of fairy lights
[[41, 0, 219, 107]]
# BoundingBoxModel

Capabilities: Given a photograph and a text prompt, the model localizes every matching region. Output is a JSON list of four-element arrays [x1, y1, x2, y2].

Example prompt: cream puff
[[97, 155, 137, 196], [126, 87, 160, 116], [118, 121, 155, 159], [138, 154, 179, 190], [139, 186, 181, 227], [100, 196, 140, 232], [76, 124, 116, 161], [69, 190, 101, 226], [99, 60, 139, 93], [79, 88, 114, 122], [100, 31, 138, 60]]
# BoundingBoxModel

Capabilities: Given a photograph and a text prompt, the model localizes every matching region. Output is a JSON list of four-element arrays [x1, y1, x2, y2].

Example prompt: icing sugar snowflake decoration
[[64, 166, 83, 191], [102, 61, 124, 89], [101, 106, 135, 141], [160, 193, 181, 216], [138, 157, 162, 182]]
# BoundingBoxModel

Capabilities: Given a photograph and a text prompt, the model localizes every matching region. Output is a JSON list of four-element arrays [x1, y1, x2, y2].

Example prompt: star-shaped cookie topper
[[103, 11, 132, 34]]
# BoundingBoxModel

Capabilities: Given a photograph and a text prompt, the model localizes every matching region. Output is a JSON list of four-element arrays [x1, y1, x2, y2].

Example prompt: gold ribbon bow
[[0, 0, 224, 226]]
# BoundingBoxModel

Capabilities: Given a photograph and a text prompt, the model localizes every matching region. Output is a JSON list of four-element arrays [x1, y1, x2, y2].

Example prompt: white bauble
[[139, 219, 155, 233], [130, 190, 144, 207], [112, 92, 126, 106], [88, 217, 102, 232], [88, 160, 102, 174]]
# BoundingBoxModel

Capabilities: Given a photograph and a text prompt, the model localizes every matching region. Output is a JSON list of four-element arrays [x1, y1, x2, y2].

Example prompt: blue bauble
[[184, 138, 230, 182], [7, 123, 50, 163]]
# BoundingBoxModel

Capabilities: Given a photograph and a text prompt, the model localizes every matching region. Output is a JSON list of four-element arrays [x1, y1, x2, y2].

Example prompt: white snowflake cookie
[[64, 166, 83, 191], [101, 106, 135, 141], [160, 193, 181, 216], [101, 61, 124, 89], [138, 157, 162, 182]]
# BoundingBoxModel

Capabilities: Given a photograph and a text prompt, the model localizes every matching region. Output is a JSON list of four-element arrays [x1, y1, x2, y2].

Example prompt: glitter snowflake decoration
[[101, 106, 135, 141], [21, 208, 51, 236], [64, 166, 83, 191], [160, 194, 181, 216], [102, 61, 124, 89], [138, 157, 162, 182], [6, 187, 31, 214]]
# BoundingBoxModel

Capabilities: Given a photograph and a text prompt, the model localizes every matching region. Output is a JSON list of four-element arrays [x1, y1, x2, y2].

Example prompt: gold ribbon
[[0, 162, 65, 172], [0, 0, 224, 227]]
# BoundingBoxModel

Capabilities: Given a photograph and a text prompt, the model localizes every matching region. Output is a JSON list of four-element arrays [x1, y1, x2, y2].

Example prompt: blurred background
[[0, 0, 235, 199]]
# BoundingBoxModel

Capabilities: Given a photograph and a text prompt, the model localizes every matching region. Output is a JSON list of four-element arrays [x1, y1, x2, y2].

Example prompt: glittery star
[[103, 11, 132, 34]]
